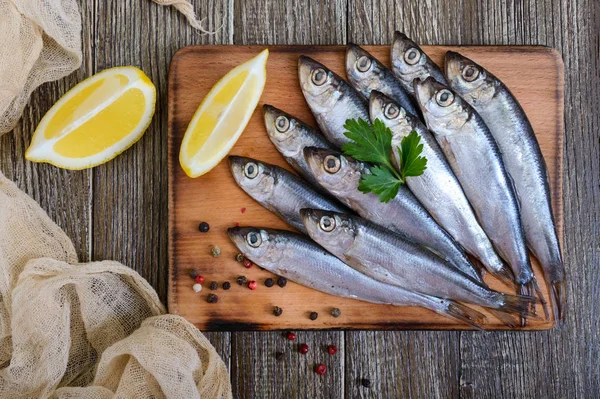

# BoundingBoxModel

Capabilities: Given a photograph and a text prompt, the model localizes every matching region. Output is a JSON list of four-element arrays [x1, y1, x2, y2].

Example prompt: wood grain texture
[[168, 45, 562, 332]]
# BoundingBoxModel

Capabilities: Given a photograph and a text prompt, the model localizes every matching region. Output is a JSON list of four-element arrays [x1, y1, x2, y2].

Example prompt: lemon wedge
[[26, 67, 156, 170], [179, 49, 268, 177]]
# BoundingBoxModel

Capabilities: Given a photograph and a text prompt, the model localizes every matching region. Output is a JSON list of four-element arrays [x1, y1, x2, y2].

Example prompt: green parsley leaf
[[357, 165, 402, 203], [342, 119, 391, 166], [398, 130, 428, 180]]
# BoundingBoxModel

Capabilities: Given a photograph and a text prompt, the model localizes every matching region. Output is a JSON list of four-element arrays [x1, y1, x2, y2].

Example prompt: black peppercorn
[[264, 278, 274, 287], [237, 275, 247, 285], [309, 311, 318, 320], [207, 293, 218, 303], [361, 378, 371, 388], [273, 306, 283, 316], [277, 277, 287, 287], [198, 222, 210, 232], [331, 308, 341, 317], [222, 281, 231, 290], [235, 253, 244, 262], [189, 269, 198, 279], [209, 281, 218, 290], [275, 351, 285, 360]]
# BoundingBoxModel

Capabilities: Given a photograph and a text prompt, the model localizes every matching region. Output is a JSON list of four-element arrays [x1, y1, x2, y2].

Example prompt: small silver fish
[[301, 209, 539, 325], [228, 226, 487, 328], [345, 43, 420, 117], [391, 32, 448, 96], [263, 104, 335, 192], [369, 90, 512, 283], [413, 77, 547, 321], [298, 55, 369, 148], [228, 156, 347, 233], [303, 146, 482, 282]]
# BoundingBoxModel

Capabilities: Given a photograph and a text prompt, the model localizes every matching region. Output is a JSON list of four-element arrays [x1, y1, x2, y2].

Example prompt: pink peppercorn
[[248, 280, 257, 290], [241, 207, 246, 214], [328, 345, 338, 355], [194, 275, 204, 284], [286, 331, 296, 341], [315, 364, 326, 375], [243, 258, 253, 268], [299, 344, 309, 354]]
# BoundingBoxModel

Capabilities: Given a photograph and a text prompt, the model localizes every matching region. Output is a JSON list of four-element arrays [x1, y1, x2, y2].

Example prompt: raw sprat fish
[[369, 90, 512, 283], [228, 226, 487, 329], [303, 146, 482, 282], [445, 51, 565, 320], [345, 43, 420, 117], [413, 77, 547, 322], [228, 156, 348, 233], [298, 55, 369, 148], [300, 209, 539, 327]]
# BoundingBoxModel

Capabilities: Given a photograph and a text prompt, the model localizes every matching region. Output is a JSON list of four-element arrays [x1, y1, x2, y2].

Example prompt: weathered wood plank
[[92, 0, 233, 367]]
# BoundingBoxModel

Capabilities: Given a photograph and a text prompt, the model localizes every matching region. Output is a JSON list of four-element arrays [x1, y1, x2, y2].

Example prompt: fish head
[[229, 156, 276, 202], [298, 56, 341, 112], [227, 226, 282, 263], [369, 90, 413, 132], [445, 51, 495, 106], [300, 208, 357, 255], [391, 32, 431, 93], [413, 77, 470, 136], [263, 105, 308, 158], [345, 44, 380, 97], [303, 147, 363, 196]]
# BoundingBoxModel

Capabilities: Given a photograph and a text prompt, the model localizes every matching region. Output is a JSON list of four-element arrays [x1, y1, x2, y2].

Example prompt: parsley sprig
[[341, 118, 427, 203]]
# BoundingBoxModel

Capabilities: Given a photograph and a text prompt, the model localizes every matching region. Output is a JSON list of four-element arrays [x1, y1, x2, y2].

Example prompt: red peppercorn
[[286, 331, 296, 341], [235, 222, 240, 227], [299, 343, 309, 354], [328, 345, 338, 355], [194, 275, 204, 284], [241, 207, 246, 214], [315, 364, 327, 375], [248, 280, 257, 290], [243, 258, 253, 268]]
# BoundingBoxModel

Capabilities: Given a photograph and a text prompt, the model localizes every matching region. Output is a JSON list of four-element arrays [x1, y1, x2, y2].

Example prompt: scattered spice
[[222, 281, 231, 290], [241, 207, 246, 214], [273, 306, 283, 316], [207, 293, 218, 303], [315, 364, 327, 375], [236, 275, 247, 285], [299, 343, 309, 354], [211, 245, 221, 258], [189, 269, 198, 279], [277, 277, 287, 288], [286, 331, 296, 341], [209, 281, 218, 290], [331, 308, 342, 318], [309, 312, 318, 321], [328, 345, 338, 355], [235, 253, 244, 262], [248, 280, 257, 290], [243, 258, 253, 268], [192, 283, 202, 293], [361, 378, 371, 388], [275, 351, 285, 361], [198, 222, 210, 232], [235, 222, 240, 227], [264, 278, 274, 287], [194, 275, 205, 284]]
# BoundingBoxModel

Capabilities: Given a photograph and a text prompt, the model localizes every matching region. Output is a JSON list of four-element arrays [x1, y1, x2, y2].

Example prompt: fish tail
[[490, 293, 541, 327], [550, 279, 567, 323], [491, 264, 516, 287], [519, 277, 549, 324], [441, 301, 487, 330]]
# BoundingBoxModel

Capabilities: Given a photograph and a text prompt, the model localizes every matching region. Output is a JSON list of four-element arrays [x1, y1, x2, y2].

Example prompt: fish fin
[[442, 301, 487, 330], [519, 278, 549, 321], [490, 263, 516, 287], [491, 293, 542, 328], [488, 309, 519, 328], [550, 279, 567, 323], [467, 255, 487, 280]]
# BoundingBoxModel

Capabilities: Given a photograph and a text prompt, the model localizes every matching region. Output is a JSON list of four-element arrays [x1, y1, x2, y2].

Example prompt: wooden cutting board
[[168, 45, 563, 331]]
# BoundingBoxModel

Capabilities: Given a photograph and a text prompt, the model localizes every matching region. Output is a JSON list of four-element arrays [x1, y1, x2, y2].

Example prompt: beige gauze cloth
[[0, 170, 232, 398]]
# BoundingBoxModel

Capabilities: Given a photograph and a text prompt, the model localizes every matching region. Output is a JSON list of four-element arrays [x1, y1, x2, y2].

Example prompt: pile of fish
[[228, 32, 565, 329]]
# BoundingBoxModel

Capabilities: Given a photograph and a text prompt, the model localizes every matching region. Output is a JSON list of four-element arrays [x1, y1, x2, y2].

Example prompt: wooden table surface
[[1, 0, 598, 397]]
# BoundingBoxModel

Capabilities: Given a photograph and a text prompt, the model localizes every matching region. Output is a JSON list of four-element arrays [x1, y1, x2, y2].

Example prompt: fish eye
[[323, 155, 341, 174], [275, 115, 290, 132], [462, 65, 480, 82], [356, 55, 372, 72], [312, 68, 328, 86], [244, 162, 259, 179], [246, 231, 262, 248], [435, 89, 455, 107], [384, 103, 400, 119], [319, 215, 336, 232], [404, 48, 420, 65]]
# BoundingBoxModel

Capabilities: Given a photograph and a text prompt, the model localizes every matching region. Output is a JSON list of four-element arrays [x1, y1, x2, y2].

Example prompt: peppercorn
[[328, 345, 338, 355], [331, 308, 341, 317], [248, 280, 257, 290], [299, 343, 309, 354], [195, 275, 205, 284], [264, 278, 274, 287], [198, 222, 209, 232], [309, 311, 318, 320], [315, 364, 326, 375], [275, 351, 285, 361], [207, 293, 218, 303], [241, 207, 246, 214], [277, 277, 287, 287], [222, 281, 231, 290], [209, 281, 218, 290], [211, 245, 221, 258], [192, 283, 202, 293], [273, 306, 283, 316], [237, 275, 247, 285], [361, 378, 371, 388], [235, 253, 244, 262], [243, 258, 253, 268], [189, 269, 198, 279], [286, 331, 296, 341]]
